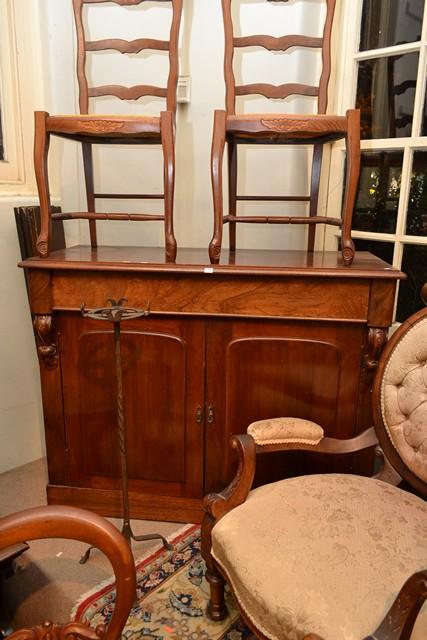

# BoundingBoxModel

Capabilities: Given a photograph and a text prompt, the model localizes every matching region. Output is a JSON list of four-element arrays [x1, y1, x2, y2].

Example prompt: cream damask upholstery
[[381, 316, 427, 483], [247, 417, 324, 446], [211, 474, 427, 640]]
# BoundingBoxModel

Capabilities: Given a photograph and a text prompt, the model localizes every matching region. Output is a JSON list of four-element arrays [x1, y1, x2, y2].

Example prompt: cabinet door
[[205, 318, 366, 492], [60, 313, 205, 499]]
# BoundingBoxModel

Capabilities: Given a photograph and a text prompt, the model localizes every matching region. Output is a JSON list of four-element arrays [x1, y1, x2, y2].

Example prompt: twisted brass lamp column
[[80, 299, 172, 564]]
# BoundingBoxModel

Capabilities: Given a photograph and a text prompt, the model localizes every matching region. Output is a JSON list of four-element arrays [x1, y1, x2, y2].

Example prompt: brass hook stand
[[79, 298, 172, 564]]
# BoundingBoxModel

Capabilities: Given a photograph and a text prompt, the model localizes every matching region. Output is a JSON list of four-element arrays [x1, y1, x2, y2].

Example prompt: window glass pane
[[353, 239, 394, 264], [0, 107, 4, 161], [353, 151, 403, 233], [406, 151, 427, 236], [422, 84, 427, 135], [356, 52, 418, 139], [396, 244, 427, 321], [360, 0, 423, 51]]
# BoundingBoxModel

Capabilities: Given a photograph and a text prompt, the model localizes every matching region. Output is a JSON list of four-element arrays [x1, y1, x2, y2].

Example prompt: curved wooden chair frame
[[0, 505, 136, 640], [201, 300, 427, 639], [35, 0, 182, 262], [209, 0, 360, 266]]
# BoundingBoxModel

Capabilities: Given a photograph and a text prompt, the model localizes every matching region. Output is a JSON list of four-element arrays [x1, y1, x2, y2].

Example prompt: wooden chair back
[[221, 0, 336, 115], [72, 0, 183, 114], [373, 293, 427, 498], [0, 506, 136, 640]]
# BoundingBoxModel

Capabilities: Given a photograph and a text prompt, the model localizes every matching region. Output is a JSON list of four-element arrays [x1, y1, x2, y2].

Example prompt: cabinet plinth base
[[46, 485, 203, 524]]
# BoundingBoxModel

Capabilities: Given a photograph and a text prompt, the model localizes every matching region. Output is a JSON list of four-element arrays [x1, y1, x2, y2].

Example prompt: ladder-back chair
[[209, 0, 361, 266], [35, 0, 183, 262]]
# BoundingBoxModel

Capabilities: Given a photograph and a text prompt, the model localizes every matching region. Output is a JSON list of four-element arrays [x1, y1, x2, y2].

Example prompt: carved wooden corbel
[[33, 315, 58, 370], [363, 327, 388, 382]]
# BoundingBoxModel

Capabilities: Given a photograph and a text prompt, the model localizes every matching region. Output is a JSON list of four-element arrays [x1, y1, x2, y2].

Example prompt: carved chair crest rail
[[0, 505, 136, 640]]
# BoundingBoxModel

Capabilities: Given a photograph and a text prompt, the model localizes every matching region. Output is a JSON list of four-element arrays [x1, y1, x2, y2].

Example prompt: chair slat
[[86, 38, 170, 53], [51, 212, 166, 221], [82, 0, 172, 4], [236, 195, 311, 202], [233, 34, 323, 52], [224, 215, 342, 226], [235, 82, 318, 100], [94, 192, 164, 199], [88, 84, 167, 100]]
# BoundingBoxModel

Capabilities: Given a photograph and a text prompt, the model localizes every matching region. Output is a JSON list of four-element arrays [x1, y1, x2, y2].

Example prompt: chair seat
[[211, 474, 427, 640], [225, 113, 347, 142], [46, 114, 161, 141]]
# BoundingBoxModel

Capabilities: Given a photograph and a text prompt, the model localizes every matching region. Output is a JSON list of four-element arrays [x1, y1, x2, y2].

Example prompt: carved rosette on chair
[[209, 0, 360, 266], [34, 0, 183, 262], [201, 297, 427, 640]]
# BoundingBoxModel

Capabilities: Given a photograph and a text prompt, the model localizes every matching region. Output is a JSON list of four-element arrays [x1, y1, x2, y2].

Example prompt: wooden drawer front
[[52, 272, 370, 321]]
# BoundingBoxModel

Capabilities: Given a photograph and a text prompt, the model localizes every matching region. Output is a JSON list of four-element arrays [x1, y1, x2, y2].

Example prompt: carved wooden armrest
[[203, 434, 256, 522], [363, 570, 427, 640], [203, 427, 379, 523]]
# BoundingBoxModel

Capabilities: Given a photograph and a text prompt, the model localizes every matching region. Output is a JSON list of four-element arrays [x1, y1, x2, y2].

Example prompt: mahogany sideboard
[[21, 247, 404, 523]]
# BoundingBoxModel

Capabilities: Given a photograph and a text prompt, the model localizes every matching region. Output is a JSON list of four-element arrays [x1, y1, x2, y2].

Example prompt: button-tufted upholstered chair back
[[374, 302, 427, 498]]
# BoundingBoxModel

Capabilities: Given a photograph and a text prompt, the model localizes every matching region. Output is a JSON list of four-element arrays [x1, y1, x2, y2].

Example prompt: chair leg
[[206, 563, 227, 621], [161, 110, 177, 263], [209, 110, 227, 264], [201, 512, 228, 621], [82, 142, 97, 248], [341, 109, 360, 266], [228, 141, 237, 252], [34, 111, 52, 258], [308, 144, 323, 252]]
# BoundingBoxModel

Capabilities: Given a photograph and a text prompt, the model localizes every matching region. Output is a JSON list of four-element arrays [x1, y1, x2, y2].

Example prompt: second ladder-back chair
[[209, 0, 360, 266], [35, 0, 183, 262]]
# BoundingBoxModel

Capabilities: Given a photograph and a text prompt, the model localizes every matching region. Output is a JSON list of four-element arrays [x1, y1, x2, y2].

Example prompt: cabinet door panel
[[60, 313, 204, 498], [205, 319, 365, 492]]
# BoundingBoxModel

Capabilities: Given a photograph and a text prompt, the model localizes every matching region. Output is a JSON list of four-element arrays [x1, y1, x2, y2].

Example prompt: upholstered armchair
[[202, 297, 427, 639]]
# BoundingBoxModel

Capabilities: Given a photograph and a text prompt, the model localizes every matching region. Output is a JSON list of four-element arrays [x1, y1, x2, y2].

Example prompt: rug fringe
[[70, 523, 198, 621]]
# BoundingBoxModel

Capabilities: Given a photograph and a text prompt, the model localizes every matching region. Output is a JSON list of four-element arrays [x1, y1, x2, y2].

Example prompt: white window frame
[[0, 0, 47, 195], [325, 0, 427, 318], [0, 0, 24, 185]]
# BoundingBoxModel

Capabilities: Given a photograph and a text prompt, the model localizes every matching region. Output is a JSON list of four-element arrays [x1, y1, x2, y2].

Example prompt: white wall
[[0, 0, 333, 472], [0, 0, 50, 472], [0, 198, 46, 472]]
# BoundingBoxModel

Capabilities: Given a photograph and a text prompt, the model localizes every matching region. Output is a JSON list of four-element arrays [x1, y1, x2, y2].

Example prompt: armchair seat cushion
[[211, 474, 427, 640]]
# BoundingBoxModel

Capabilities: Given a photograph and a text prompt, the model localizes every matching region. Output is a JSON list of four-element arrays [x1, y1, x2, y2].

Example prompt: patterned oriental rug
[[72, 524, 254, 640]]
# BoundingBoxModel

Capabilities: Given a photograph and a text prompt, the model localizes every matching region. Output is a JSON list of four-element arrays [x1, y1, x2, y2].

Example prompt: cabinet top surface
[[20, 246, 404, 279]]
